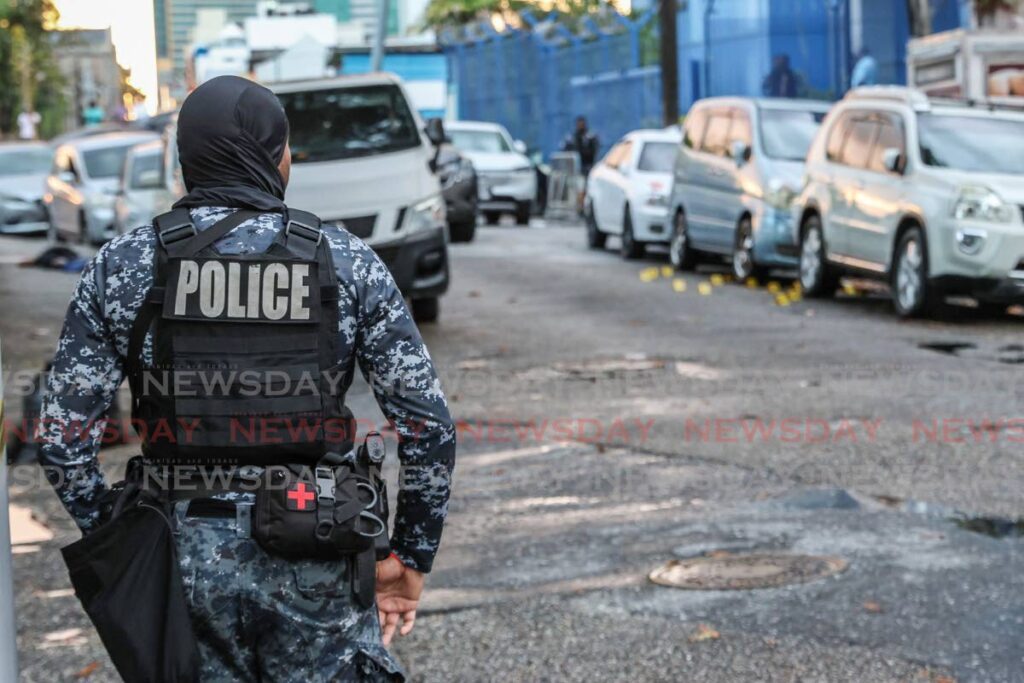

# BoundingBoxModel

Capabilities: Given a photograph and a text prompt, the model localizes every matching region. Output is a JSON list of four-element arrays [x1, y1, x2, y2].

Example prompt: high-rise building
[[314, 0, 398, 37]]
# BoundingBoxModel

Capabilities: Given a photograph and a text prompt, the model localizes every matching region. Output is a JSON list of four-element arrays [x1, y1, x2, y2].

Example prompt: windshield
[[278, 84, 421, 163], [760, 109, 826, 161], [637, 142, 677, 172], [129, 152, 163, 188], [448, 129, 510, 154], [0, 148, 52, 176], [82, 143, 137, 179], [918, 113, 1024, 175]]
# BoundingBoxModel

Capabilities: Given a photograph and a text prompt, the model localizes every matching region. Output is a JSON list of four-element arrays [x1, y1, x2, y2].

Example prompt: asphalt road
[[4, 220, 1023, 682]]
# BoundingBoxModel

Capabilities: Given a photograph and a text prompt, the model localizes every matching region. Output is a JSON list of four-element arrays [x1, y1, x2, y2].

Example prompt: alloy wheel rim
[[734, 233, 754, 279], [800, 228, 821, 288], [896, 238, 922, 311], [671, 217, 686, 266]]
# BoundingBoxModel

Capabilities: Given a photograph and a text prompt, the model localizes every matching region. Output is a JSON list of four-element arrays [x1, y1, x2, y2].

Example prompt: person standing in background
[[17, 108, 41, 140], [82, 101, 104, 127], [851, 47, 879, 87]]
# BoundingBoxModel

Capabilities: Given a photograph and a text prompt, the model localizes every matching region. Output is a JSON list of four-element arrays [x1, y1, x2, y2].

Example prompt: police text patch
[[164, 257, 319, 323]]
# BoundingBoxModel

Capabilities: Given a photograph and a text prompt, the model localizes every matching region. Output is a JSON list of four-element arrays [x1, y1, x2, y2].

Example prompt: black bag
[[61, 486, 200, 683]]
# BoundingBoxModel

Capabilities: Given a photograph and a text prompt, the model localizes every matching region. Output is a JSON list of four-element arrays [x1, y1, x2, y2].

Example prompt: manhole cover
[[649, 553, 847, 590]]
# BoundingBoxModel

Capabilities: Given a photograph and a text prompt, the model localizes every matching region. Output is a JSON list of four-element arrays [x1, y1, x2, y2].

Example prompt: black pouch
[[61, 485, 200, 683], [252, 463, 385, 559]]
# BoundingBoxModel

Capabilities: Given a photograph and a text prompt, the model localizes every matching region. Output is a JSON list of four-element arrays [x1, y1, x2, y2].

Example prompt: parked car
[[274, 73, 449, 322], [445, 120, 536, 225], [0, 142, 52, 235], [113, 140, 176, 235], [44, 131, 159, 244], [584, 128, 681, 259], [435, 141, 478, 242], [666, 97, 829, 278], [795, 86, 1024, 317]]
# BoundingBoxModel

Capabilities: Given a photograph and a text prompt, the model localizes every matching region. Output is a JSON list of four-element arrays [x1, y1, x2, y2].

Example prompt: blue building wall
[[445, 0, 965, 160]]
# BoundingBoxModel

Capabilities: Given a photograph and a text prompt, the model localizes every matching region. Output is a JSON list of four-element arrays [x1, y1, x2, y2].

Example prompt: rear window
[[82, 143, 137, 179], [129, 152, 163, 188], [636, 142, 677, 172], [449, 129, 510, 153], [277, 84, 421, 163]]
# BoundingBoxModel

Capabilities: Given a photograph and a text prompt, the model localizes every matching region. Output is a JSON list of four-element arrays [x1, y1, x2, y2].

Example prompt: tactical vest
[[127, 208, 354, 465]]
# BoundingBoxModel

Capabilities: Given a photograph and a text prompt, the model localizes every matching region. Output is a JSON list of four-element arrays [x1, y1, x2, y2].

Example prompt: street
[[5, 220, 1024, 682]]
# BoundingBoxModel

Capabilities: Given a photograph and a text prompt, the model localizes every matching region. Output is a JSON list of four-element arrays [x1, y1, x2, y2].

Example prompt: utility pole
[[659, 0, 679, 126], [370, 0, 391, 72], [0, 347, 18, 681]]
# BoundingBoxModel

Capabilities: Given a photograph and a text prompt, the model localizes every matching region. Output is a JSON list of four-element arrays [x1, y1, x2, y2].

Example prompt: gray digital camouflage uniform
[[38, 207, 457, 681]]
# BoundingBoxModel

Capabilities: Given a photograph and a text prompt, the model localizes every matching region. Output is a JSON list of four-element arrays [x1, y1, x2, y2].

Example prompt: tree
[[425, 0, 604, 29], [0, 0, 65, 138]]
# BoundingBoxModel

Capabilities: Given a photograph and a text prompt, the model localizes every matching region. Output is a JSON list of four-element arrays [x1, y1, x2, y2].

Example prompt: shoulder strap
[[281, 207, 322, 261], [153, 208, 195, 248], [169, 210, 260, 257]]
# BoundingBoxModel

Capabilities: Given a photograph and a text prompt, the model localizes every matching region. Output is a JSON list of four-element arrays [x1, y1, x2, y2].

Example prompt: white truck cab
[[272, 73, 449, 322]]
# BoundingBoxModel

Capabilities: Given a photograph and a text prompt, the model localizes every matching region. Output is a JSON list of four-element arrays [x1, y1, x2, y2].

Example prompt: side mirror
[[136, 168, 164, 189], [424, 118, 446, 147], [882, 147, 904, 174], [730, 141, 751, 166], [513, 139, 528, 155]]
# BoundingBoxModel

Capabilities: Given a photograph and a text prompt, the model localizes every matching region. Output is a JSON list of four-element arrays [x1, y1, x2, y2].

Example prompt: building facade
[[53, 29, 124, 131]]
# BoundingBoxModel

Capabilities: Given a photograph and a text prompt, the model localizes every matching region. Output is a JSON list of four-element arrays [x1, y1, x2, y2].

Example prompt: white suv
[[795, 87, 1024, 317]]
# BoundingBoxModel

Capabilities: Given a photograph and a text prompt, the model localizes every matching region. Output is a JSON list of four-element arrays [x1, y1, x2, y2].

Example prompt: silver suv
[[795, 87, 1024, 317]]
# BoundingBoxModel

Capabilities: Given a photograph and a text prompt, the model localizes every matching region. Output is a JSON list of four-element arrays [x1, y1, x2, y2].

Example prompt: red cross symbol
[[287, 482, 316, 511]]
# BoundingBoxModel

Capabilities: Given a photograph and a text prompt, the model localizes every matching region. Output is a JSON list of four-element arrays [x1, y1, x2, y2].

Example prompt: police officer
[[39, 76, 456, 680]]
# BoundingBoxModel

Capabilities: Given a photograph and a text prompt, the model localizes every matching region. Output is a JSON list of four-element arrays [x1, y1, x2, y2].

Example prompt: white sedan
[[585, 128, 681, 258], [446, 120, 536, 225]]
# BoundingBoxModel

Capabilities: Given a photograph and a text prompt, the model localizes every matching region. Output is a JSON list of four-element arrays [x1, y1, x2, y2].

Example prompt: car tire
[[732, 217, 765, 281], [514, 202, 531, 226], [799, 214, 838, 298], [586, 201, 606, 250], [620, 207, 644, 260], [484, 211, 501, 226], [669, 210, 696, 271], [412, 297, 440, 323], [449, 220, 476, 243], [892, 226, 934, 318]]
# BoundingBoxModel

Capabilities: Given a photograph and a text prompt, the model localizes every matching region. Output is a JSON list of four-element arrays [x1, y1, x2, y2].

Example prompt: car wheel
[[732, 217, 765, 281], [669, 210, 696, 271], [412, 297, 440, 323], [799, 214, 837, 298], [514, 201, 531, 226], [585, 201, 606, 250], [620, 207, 644, 260], [449, 220, 476, 243], [892, 226, 933, 318], [484, 211, 501, 226]]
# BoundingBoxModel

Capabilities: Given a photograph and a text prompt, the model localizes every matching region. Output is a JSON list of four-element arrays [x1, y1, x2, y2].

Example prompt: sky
[[54, 0, 159, 111]]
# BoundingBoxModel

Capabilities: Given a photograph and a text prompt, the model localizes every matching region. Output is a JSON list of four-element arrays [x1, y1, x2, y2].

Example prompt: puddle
[[953, 516, 1024, 539], [918, 342, 976, 356]]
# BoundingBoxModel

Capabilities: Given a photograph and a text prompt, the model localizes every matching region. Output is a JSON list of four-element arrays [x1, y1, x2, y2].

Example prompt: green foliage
[[0, 0, 65, 138], [425, 0, 605, 29]]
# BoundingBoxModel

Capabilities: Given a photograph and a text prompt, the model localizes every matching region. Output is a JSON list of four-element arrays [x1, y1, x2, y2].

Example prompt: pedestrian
[[851, 47, 878, 87], [562, 115, 599, 176], [38, 75, 456, 681], [762, 54, 800, 98], [82, 100, 104, 127], [16, 107, 41, 140]]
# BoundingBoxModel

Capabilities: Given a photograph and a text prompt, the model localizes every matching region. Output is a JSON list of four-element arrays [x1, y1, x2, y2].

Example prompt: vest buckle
[[158, 222, 197, 247], [286, 219, 322, 245]]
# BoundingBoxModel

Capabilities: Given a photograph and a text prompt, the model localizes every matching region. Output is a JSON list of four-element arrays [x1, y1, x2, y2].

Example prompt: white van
[[272, 73, 449, 322]]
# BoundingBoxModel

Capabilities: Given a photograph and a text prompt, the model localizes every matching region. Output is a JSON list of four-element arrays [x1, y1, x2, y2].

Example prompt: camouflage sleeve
[[37, 251, 123, 533], [350, 241, 456, 574]]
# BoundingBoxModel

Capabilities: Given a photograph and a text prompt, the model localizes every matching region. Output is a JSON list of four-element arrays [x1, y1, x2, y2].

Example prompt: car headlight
[[764, 180, 796, 210], [1, 196, 35, 212], [952, 186, 1013, 223], [403, 194, 446, 233]]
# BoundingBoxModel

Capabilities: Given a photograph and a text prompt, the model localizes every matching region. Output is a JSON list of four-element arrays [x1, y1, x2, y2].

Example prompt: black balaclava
[[174, 75, 289, 212]]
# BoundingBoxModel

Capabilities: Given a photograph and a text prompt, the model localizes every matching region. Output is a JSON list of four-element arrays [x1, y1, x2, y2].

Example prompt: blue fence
[[445, 0, 964, 160]]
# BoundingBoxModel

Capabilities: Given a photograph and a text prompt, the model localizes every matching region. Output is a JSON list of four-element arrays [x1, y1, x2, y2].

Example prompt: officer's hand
[[375, 555, 424, 645]]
